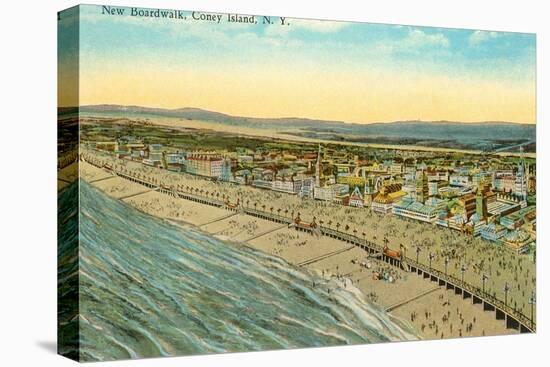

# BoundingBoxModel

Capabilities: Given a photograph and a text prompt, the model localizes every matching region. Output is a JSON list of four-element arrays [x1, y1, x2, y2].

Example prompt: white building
[[272, 179, 302, 194], [393, 198, 439, 223], [314, 184, 349, 202], [449, 174, 471, 187]]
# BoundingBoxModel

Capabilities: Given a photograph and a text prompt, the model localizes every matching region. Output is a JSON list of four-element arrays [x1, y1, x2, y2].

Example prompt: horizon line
[[63, 103, 537, 125]]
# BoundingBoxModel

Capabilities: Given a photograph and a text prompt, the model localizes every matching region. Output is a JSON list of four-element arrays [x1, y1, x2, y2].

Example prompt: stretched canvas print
[[58, 4, 537, 362]]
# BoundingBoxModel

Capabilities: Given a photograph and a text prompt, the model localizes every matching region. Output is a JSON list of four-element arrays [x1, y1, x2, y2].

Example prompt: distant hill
[[79, 105, 536, 153]]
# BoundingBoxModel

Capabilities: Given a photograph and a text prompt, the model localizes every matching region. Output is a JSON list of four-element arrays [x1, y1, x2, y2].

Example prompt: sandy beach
[[79, 155, 525, 339], [80, 151, 535, 316]]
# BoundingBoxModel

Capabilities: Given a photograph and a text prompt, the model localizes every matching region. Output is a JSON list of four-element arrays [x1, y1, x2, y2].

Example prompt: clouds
[[362, 27, 450, 60], [75, 5, 535, 123], [403, 28, 450, 48], [288, 18, 350, 33], [78, 4, 535, 92], [469, 30, 499, 45]]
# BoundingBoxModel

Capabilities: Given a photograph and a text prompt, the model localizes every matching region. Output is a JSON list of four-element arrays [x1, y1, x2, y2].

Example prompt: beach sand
[[127, 190, 231, 226], [83, 153, 534, 316], [80, 157, 526, 340]]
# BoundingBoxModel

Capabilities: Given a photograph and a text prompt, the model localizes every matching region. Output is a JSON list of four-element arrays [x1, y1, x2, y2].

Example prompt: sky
[[59, 4, 536, 124]]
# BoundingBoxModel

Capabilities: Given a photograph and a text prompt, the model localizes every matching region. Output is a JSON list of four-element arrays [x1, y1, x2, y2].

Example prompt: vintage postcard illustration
[[58, 4, 536, 362]]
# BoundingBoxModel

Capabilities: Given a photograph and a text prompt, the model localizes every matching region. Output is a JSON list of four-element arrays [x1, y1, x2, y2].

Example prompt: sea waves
[[76, 180, 417, 361]]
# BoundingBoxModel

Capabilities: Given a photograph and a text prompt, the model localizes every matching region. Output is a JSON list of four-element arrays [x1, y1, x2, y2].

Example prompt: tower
[[476, 183, 488, 220], [315, 143, 321, 188], [515, 146, 527, 206], [415, 170, 428, 203]]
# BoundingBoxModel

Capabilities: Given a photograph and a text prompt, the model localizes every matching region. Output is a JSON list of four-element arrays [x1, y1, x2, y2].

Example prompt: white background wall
[[0, 0, 547, 365]]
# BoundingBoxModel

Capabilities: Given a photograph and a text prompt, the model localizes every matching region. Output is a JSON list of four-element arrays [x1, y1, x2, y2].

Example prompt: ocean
[[69, 180, 416, 361]]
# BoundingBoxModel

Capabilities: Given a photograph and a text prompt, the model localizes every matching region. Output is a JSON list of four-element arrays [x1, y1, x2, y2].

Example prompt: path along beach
[[80, 155, 524, 340]]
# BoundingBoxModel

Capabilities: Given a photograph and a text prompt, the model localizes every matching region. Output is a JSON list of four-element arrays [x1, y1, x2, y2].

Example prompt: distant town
[[86, 133, 536, 256]]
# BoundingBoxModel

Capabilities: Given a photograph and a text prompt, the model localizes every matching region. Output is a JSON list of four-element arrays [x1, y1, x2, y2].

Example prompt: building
[[272, 178, 303, 194], [390, 163, 403, 176], [465, 213, 486, 237], [500, 206, 536, 230], [448, 213, 467, 231], [115, 136, 145, 158], [425, 197, 448, 211], [393, 197, 439, 223], [487, 195, 521, 217], [165, 151, 186, 172], [438, 186, 462, 199], [427, 169, 449, 182], [371, 184, 407, 215], [449, 174, 471, 187], [298, 177, 315, 199], [185, 152, 224, 178], [148, 144, 163, 163], [252, 179, 273, 190], [503, 230, 532, 253], [436, 210, 450, 228], [493, 174, 516, 193], [348, 186, 364, 208], [233, 169, 251, 185], [220, 159, 232, 182], [237, 155, 254, 164], [314, 184, 349, 202], [428, 180, 449, 197], [459, 193, 476, 222], [480, 223, 507, 242], [332, 192, 350, 206]]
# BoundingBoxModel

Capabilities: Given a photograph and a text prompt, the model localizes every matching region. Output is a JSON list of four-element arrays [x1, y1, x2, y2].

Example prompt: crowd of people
[[82, 150, 535, 318]]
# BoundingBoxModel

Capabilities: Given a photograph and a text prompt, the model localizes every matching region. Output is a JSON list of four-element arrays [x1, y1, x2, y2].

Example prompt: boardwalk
[[83, 157, 535, 333]]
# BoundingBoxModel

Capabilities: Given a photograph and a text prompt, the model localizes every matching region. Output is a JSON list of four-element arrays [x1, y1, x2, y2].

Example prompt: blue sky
[[59, 4, 536, 123]]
